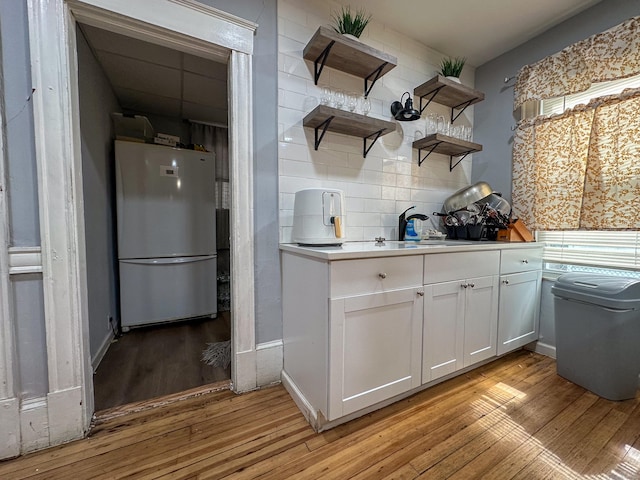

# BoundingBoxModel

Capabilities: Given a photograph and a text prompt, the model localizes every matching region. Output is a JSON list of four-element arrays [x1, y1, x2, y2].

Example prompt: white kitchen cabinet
[[422, 251, 500, 383], [497, 248, 543, 355], [329, 287, 423, 418], [281, 251, 423, 426], [281, 242, 543, 432]]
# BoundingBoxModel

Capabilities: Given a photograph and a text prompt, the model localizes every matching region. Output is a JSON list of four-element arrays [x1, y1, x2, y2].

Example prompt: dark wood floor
[[3, 350, 640, 479], [93, 313, 231, 411]]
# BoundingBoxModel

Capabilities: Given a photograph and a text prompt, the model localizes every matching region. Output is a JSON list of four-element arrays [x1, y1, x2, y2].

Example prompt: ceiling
[[79, 23, 228, 127], [79, 0, 602, 127], [345, 0, 602, 66]]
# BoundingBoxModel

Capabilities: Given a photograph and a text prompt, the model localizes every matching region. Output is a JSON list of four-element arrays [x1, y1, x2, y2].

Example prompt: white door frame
[[25, 0, 258, 446]]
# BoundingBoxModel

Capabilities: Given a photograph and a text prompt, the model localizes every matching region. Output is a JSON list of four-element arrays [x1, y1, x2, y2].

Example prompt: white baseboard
[[0, 397, 20, 459], [256, 340, 283, 386], [281, 370, 319, 429], [19, 397, 49, 454], [47, 386, 85, 446], [234, 340, 283, 392], [92, 330, 115, 372], [234, 348, 258, 393], [527, 341, 556, 359]]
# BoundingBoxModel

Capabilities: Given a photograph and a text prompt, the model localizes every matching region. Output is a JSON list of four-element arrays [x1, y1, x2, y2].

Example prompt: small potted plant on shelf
[[331, 6, 372, 41], [439, 56, 466, 83]]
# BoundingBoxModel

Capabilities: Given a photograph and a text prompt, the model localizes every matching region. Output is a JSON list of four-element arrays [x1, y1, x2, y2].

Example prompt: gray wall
[[472, 0, 638, 203], [1, 0, 48, 398], [13, 276, 47, 399], [1, 0, 39, 245], [199, 0, 280, 343], [77, 26, 121, 361]]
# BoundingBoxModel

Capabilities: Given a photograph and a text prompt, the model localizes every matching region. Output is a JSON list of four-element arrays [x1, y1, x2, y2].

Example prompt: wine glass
[[320, 86, 331, 105], [347, 92, 358, 112], [361, 97, 371, 115], [333, 89, 345, 109]]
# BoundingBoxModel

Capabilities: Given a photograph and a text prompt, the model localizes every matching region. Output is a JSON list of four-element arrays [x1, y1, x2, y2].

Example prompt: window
[[541, 73, 640, 115], [537, 74, 640, 275]]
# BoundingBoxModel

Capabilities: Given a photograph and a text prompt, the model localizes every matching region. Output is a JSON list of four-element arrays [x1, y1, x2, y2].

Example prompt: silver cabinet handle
[[378, 272, 387, 279], [417, 291, 424, 297], [461, 283, 468, 288], [503, 279, 510, 285], [522, 259, 529, 264], [468, 283, 475, 288]]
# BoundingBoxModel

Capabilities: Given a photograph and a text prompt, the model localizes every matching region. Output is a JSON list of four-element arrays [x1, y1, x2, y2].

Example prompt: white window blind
[[541, 73, 640, 115], [537, 231, 640, 271]]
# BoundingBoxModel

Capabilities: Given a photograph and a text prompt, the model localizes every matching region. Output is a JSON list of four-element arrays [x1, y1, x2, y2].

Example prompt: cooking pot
[[477, 193, 511, 217], [443, 181, 493, 213]]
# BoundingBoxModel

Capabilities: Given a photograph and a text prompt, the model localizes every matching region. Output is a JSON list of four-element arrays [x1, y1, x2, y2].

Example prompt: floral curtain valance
[[514, 16, 640, 109], [512, 88, 640, 230]]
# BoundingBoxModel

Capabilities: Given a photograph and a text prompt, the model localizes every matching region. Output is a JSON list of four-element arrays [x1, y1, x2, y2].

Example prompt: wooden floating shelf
[[303, 26, 397, 97], [414, 75, 485, 111], [303, 105, 396, 158], [413, 133, 482, 170], [413, 133, 482, 156]]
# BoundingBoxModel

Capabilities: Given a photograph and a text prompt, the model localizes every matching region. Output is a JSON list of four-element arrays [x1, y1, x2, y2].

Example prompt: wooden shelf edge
[[303, 26, 398, 83], [414, 75, 484, 109], [413, 133, 482, 162], [303, 105, 396, 137]]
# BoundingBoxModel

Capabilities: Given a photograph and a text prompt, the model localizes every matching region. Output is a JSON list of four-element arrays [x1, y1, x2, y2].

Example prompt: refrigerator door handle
[[120, 255, 216, 265]]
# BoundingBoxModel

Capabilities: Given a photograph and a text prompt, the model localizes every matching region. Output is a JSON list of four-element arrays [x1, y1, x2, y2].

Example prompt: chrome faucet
[[398, 206, 429, 240]]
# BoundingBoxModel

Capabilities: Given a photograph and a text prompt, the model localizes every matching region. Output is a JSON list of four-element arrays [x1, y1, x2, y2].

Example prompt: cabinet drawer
[[500, 247, 543, 274], [423, 250, 499, 284], [331, 256, 422, 297]]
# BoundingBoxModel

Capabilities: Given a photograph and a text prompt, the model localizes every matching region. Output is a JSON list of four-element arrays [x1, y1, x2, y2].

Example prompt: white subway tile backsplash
[[348, 212, 380, 228], [279, 141, 310, 162], [381, 186, 396, 200], [348, 183, 381, 199], [277, 0, 476, 244]]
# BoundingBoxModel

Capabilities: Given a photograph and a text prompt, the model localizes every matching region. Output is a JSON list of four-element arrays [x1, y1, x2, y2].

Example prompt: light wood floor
[[2, 350, 640, 479], [93, 313, 231, 411]]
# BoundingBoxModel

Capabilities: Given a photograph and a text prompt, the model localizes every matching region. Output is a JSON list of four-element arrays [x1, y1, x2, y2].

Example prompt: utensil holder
[[467, 224, 483, 240], [446, 225, 457, 239], [455, 225, 468, 240]]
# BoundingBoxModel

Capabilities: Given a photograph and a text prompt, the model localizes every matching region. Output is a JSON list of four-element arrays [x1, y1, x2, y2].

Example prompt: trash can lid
[[551, 273, 640, 310]]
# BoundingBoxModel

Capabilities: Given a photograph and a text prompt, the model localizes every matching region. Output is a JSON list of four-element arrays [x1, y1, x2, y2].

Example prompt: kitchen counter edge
[[279, 241, 541, 261]]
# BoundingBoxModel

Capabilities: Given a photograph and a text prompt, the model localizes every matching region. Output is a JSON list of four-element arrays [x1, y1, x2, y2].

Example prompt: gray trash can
[[551, 273, 640, 401]]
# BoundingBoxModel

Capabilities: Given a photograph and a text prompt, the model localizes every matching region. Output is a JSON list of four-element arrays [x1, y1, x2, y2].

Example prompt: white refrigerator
[[115, 140, 217, 329]]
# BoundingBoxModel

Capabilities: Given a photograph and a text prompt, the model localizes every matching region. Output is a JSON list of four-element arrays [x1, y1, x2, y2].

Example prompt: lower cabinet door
[[463, 275, 499, 367], [328, 287, 423, 420], [422, 281, 465, 383], [497, 270, 542, 355]]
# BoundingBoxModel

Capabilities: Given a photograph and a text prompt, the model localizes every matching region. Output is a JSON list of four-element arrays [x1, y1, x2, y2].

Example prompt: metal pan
[[443, 181, 493, 213]]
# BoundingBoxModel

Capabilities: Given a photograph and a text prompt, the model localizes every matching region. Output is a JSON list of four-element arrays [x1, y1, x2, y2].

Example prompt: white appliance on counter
[[292, 188, 346, 246], [115, 140, 217, 329]]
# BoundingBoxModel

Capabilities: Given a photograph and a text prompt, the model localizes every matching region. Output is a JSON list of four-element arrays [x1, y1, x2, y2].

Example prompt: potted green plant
[[331, 6, 371, 41], [439, 56, 466, 83]]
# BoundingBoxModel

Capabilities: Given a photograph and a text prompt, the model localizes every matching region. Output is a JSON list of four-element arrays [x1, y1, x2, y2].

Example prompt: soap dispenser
[[398, 206, 429, 241]]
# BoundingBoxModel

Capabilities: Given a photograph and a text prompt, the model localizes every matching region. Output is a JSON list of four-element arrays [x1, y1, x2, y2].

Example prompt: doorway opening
[[76, 23, 233, 411], [24, 0, 258, 440]]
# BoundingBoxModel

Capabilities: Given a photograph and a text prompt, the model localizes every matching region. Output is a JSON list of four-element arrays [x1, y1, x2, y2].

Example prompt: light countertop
[[280, 240, 541, 260]]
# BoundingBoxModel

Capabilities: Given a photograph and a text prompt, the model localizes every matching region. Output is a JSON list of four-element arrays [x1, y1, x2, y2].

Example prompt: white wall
[[278, 0, 477, 243]]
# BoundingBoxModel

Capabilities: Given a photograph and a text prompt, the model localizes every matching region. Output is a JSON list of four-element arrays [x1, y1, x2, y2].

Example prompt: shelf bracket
[[417, 141, 443, 166], [418, 86, 445, 114], [364, 62, 387, 98], [363, 129, 384, 158], [313, 41, 336, 85], [450, 97, 478, 123], [449, 150, 474, 171], [313, 116, 335, 150]]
